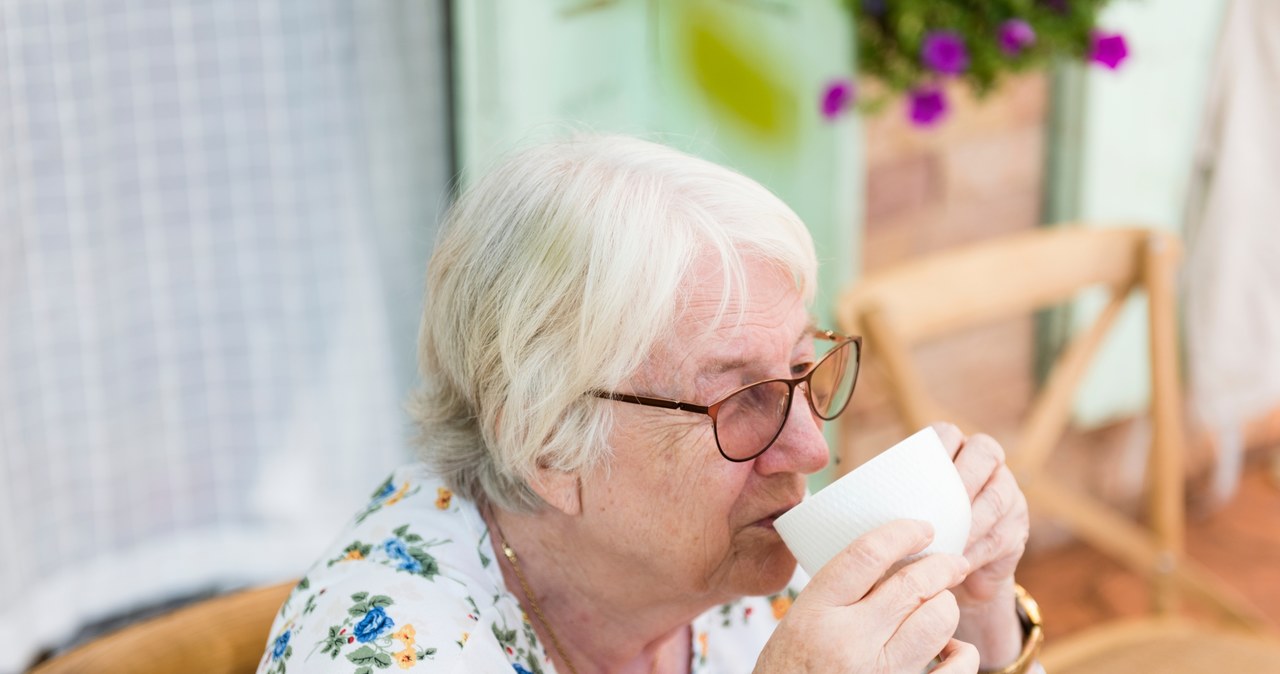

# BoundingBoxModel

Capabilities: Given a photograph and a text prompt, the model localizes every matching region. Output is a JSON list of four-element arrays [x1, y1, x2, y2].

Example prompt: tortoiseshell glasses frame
[[593, 330, 862, 462]]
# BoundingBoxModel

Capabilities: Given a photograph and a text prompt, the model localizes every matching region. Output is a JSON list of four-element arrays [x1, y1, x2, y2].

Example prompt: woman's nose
[[755, 386, 830, 475]]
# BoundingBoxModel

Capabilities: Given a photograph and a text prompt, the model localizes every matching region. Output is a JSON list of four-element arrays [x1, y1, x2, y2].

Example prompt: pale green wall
[[1049, 1, 1225, 425], [452, 1, 656, 173], [650, 0, 862, 331], [451, 0, 862, 485], [453, 2, 861, 328]]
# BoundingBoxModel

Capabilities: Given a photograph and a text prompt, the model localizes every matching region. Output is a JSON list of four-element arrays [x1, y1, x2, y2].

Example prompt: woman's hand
[[755, 520, 980, 674], [932, 423, 1031, 667]]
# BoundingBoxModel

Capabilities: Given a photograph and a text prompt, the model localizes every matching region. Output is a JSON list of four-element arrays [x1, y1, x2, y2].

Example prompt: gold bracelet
[[978, 584, 1044, 674]]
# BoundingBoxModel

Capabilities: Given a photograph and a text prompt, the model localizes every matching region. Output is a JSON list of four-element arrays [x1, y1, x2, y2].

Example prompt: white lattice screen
[[0, 2, 450, 670]]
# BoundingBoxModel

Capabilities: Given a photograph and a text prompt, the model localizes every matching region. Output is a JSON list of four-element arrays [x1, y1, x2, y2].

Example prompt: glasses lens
[[809, 340, 857, 420], [714, 380, 792, 461]]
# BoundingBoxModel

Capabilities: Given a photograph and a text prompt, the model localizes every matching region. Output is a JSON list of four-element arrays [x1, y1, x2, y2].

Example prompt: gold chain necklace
[[492, 521, 581, 674], [489, 513, 666, 674]]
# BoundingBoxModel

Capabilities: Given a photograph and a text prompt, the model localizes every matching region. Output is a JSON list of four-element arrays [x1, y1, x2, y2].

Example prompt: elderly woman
[[257, 136, 1038, 674]]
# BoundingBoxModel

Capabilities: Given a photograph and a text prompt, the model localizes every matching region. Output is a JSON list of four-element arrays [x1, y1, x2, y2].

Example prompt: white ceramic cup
[[774, 426, 972, 576]]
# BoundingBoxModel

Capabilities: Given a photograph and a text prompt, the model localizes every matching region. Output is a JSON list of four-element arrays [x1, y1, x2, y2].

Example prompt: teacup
[[774, 426, 972, 576]]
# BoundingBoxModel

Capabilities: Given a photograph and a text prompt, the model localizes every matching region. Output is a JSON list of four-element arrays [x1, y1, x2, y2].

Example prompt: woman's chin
[[735, 540, 799, 596]]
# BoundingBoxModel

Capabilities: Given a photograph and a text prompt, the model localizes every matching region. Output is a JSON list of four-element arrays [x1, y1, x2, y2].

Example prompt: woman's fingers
[[861, 553, 969, 634], [932, 422, 965, 459], [938, 429, 1030, 608], [931, 639, 980, 674], [879, 589, 963, 673], [966, 468, 1028, 562], [764, 522, 979, 674], [952, 433, 1005, 502], [803, 519, 936, 609]]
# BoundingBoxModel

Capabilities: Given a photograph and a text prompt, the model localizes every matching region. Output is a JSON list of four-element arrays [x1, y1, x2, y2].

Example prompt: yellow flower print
[[698, 631, 708, 655], [344, 549, 364, 561], [770, 595, 791, 621], [395, 647, 417, 669], [393, 625, 417, 645], [385, 482, 411, 506], [460, 631, 469, 644], [435, 487, 453, 510]]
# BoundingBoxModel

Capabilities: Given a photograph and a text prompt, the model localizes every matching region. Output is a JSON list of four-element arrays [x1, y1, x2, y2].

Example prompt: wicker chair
[[30, 581, 296, 674], [836, 226, 1280, 673]]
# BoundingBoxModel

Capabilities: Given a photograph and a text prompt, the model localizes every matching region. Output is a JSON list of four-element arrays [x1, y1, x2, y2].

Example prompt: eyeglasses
[[593, 330, 861, 462]]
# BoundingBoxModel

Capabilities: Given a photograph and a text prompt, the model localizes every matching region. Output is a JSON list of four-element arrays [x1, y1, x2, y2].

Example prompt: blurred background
[[2, 0, 1278, 672]]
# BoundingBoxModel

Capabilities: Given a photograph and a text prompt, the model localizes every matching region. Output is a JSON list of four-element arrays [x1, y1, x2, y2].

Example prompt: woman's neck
[[487, 506, 707, 674]]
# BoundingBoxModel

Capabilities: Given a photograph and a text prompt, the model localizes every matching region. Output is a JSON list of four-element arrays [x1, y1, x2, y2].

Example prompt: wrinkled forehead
[[678, 251, 807, 329], [642, 254, 812, 382]]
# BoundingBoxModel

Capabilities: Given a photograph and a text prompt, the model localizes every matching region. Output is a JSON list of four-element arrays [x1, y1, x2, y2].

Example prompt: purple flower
[[1090, 31, 1129, 70], [998, 19, 1036, 56], [908, 86, 948, 127], [921, 31, 969, 75], [820, 79, 856, 120]]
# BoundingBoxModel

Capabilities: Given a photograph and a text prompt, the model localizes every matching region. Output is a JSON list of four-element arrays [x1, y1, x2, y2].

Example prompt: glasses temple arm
[[593, 391, 712, 415]]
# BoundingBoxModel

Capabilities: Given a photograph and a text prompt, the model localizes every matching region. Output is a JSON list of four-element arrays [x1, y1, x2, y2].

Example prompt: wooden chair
[[30, 580, 296, 674], [835, 226, 1280, 672]]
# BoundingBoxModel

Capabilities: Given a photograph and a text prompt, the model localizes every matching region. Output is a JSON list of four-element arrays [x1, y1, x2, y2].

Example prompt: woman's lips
[[754, 501, 801, 530]]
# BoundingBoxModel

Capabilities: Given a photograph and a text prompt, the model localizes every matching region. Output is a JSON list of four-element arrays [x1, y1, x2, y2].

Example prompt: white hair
[[410, 135, 817, 512]]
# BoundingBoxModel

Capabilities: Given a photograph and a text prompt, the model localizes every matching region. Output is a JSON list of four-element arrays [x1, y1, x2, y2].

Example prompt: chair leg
[[1270, 450, 1280, 492]]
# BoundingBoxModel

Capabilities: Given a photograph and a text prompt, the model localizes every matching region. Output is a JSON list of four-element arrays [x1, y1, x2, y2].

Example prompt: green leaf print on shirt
[[326, 526, 451, 581], [488, 605, 547, 674], [354, 475, 421, 525], [314, 593, 438, 671]]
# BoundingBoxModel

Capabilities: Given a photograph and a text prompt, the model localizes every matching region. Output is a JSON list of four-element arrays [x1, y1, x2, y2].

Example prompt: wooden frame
[[836, 226, 1280, 671], [30, 580, 296, 674]]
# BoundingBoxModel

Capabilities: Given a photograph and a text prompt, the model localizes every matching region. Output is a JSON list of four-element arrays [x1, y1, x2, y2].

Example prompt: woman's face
[[577, 256, 830, 604]]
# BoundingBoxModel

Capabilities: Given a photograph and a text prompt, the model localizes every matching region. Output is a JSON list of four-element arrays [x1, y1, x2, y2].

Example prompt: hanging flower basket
[[821, 0, 1128, 127]]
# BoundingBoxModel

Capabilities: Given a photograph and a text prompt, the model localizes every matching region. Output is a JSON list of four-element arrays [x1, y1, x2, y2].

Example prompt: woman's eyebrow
[[705, 356, 752, 376], [793, 319, 818, 349], [705, 322, 819, 375]]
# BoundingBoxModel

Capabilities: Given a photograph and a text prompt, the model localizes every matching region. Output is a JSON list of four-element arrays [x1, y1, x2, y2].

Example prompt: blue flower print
[[374, 480, 395, 499], [383, 537, 421, 572], [353, 606, 394, 643], [271, 629, 291, 659], [384, 537, 411, 560], [513, 665, 534, 674]]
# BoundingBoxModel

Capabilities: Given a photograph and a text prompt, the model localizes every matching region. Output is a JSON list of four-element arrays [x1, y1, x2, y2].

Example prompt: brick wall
[[838, 73, 1049, 472]]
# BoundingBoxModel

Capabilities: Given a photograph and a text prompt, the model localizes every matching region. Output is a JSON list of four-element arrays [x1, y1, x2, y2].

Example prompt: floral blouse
[[256, 463, 803, 674]]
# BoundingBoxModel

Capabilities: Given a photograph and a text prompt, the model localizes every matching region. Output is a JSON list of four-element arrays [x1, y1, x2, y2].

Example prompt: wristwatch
[[978, 584, 1044, 674]]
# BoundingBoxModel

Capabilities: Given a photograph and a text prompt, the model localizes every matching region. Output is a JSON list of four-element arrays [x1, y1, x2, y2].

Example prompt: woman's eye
[[791, 361, 813, 376]]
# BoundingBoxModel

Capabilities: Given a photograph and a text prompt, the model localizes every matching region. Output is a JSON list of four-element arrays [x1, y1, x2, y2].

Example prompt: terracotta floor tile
[[1018, 459, 1280, 642]]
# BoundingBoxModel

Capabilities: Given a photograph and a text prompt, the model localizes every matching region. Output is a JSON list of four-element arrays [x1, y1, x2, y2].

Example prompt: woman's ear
[[528, 464, 582, 516], [494, 407, 582, 515]]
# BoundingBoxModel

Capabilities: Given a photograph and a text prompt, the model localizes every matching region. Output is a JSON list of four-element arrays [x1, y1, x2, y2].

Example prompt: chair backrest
[[835, 225, 1266, 629], [30, 581, 295, 674]]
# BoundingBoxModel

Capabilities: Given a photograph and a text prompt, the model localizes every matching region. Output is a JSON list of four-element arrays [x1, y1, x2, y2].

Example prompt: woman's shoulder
[[257, 564, 528, 673], [257, 464, 548, 673]]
